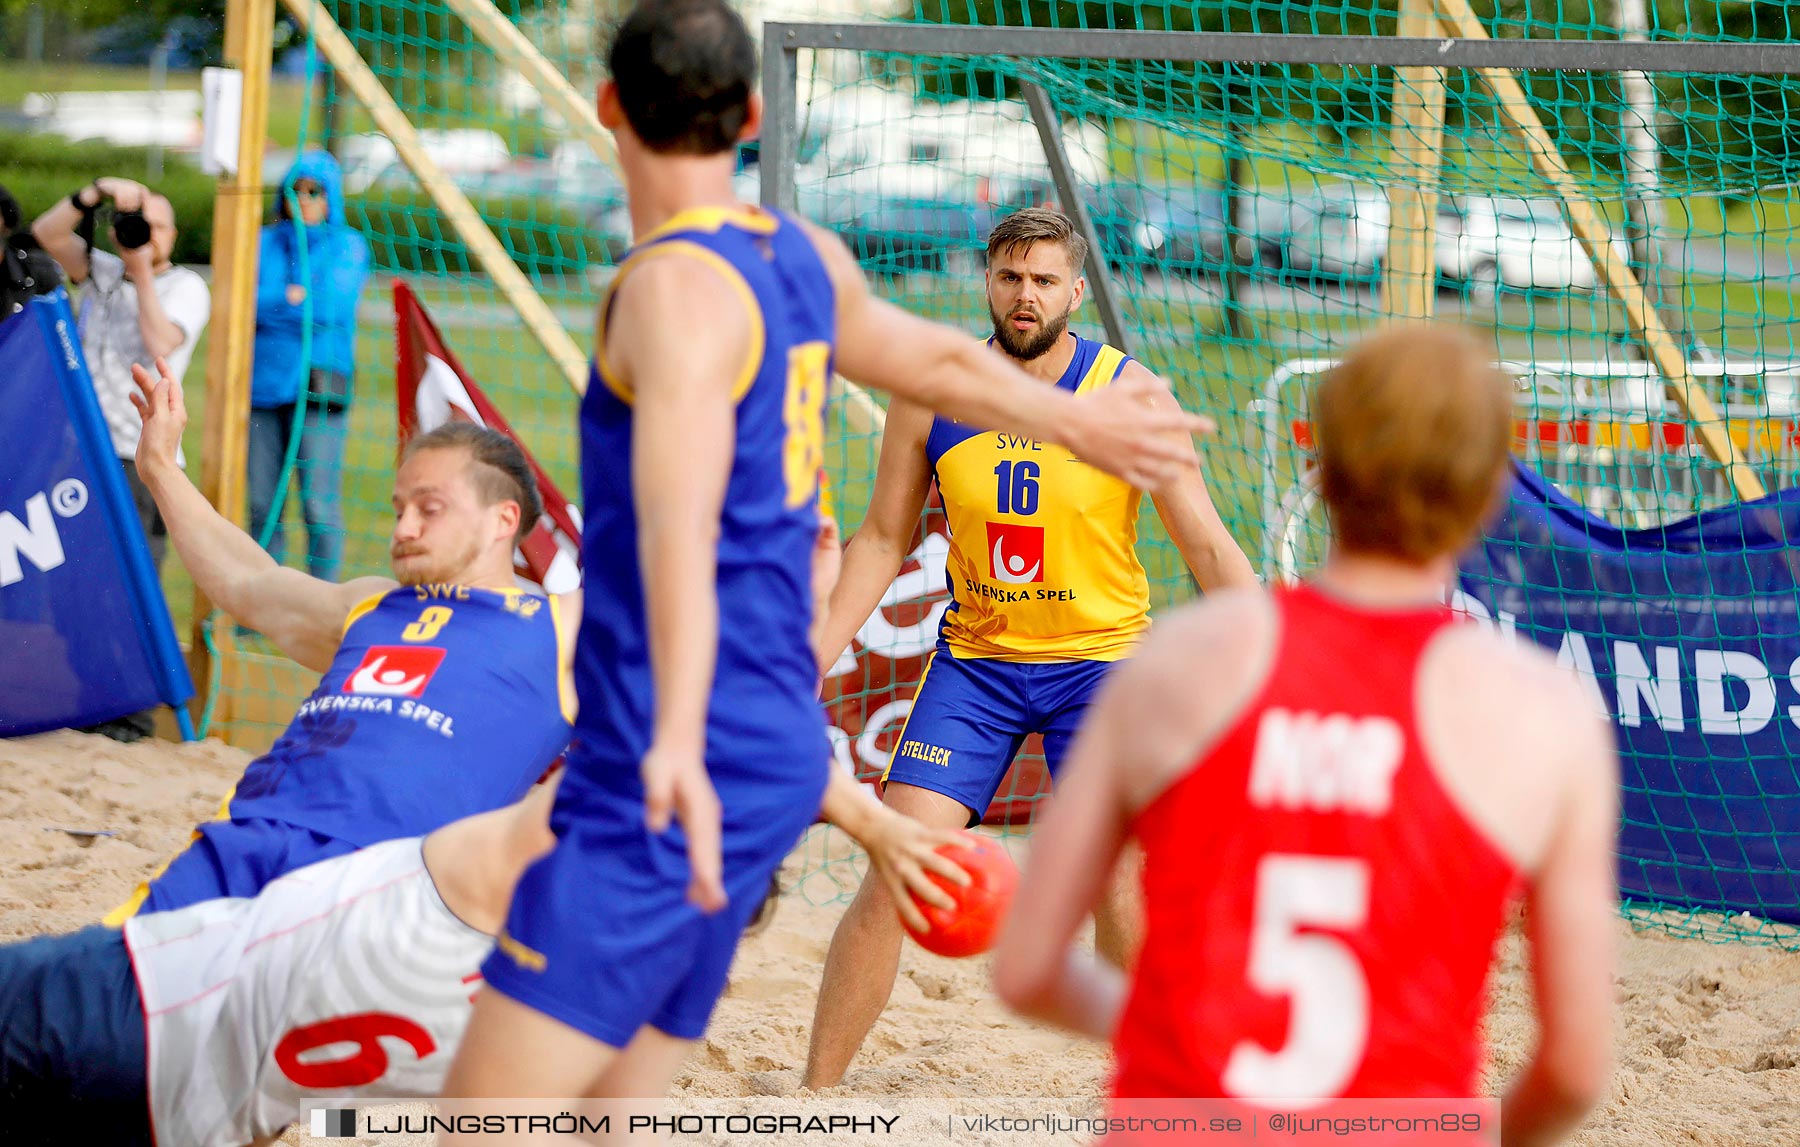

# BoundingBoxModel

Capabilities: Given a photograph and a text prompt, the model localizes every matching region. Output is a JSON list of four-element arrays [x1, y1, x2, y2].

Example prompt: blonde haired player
[[111, 358, 576, 921], [996, 326, 1617, 1146], [804, 207, 1254, 1089]]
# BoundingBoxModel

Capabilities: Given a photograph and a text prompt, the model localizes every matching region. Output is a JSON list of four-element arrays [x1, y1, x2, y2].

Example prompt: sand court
[[3, 729, 1797, 1145]]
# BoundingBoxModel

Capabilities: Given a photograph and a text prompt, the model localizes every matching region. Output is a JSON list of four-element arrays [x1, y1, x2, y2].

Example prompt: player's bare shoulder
[[1428, 619, 1605, 740], [1115, 586, 1278, 810], [611, 245, 749, 325], [600, 242, 756, 386], [1418, 618, 1616, 872], [1115, 357, 1170, 392], [794, 218, 867, 308]]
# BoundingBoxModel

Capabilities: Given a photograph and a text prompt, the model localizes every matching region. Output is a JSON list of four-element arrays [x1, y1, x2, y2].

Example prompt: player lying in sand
[[110, 359, 577, 922], [0, 765, 965, 1147]]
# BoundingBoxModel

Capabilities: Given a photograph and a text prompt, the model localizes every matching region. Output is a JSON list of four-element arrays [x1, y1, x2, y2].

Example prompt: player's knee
[[850, 870, 899, 912]]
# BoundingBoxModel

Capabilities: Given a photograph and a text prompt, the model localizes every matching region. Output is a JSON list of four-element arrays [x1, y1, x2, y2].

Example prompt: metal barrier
[[1253, 358, 1800, 582]]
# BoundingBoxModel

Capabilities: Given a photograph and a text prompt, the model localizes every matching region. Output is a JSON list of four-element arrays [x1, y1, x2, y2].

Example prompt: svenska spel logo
[[986, 521, 1045, 584], [342, 645, 447, 698], [310, 1108, 357, 1137]]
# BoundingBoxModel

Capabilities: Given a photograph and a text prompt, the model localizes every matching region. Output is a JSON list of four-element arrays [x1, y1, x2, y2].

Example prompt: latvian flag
[[393, 279, 583, 594]]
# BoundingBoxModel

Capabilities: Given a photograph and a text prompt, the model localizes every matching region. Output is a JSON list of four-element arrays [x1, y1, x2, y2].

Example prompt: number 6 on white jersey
[[1222, 854, 1371, 1106]]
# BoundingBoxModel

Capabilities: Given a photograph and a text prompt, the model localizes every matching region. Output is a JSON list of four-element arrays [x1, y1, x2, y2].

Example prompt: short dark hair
[[607, 0, 755, 156], [401, 422, 543, 547], [986, 207, 1088, 276]]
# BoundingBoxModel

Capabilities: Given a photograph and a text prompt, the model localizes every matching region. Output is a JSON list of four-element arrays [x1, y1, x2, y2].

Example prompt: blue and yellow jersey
[[225, 584, 574, 845], [574, 205, 835, 783], [927, 334, 1151, 662]]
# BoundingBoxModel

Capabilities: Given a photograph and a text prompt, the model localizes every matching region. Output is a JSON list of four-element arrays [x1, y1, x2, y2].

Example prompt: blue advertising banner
[[1459, 462, 1800, 924], [0, 291, 195, 737]]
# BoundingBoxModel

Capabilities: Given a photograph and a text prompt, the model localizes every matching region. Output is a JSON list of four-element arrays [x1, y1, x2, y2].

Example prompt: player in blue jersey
[[110, 359, 576, 921], [441, 0, 1211, 1124]]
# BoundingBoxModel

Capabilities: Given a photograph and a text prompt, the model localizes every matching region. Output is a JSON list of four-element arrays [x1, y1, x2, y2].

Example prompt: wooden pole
[[1431, 0, 1764, 500], [190, 0, 275, 732], [279, 0, 590, 394], [438, 0, 616, 171], [1382, 0, 1448, 322]]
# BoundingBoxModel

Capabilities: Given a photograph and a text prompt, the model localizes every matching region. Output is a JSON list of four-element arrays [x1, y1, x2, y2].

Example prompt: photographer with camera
[[31, 177, 212, 574]]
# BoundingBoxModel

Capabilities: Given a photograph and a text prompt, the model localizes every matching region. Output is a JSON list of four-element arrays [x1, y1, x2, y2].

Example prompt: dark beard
[[989, 305, 1070, 362]]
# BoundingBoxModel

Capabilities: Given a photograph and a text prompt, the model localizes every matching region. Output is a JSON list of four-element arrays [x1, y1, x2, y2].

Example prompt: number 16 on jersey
[[994, 460, 1040, 515]]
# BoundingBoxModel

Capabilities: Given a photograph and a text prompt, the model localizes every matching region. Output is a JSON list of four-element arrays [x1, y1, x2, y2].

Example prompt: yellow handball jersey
[[925, 334, 1151, 661]]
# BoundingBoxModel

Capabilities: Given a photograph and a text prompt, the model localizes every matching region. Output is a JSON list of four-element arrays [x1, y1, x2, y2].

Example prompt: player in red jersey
[[995, 325, 1618, 1146]]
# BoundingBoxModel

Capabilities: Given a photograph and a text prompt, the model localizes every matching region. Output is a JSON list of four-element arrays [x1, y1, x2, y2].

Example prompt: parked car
[[840, 197, 993, 277], [1282, 183, 1391, 283], [1439, 194, 1631, 292], [1125, 186, 1233, 279], [337, 130, 510, 194], [983, 177, 1236, 281]]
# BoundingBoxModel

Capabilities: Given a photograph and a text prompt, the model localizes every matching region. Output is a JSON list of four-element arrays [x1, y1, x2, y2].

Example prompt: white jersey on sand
[[123, 838, 492, 1147]]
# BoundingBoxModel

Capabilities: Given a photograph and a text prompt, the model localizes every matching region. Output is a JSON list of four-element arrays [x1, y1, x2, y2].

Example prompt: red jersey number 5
[[1222, 855, 1371, 1105]]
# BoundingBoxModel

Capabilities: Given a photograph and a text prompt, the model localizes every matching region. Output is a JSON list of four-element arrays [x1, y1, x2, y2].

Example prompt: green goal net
[[197, 0, 1799, 940]]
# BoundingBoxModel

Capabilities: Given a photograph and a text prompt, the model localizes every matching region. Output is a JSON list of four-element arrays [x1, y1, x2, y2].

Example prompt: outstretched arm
[[813, 399, 934, 672], [804, 222, 1211, 493], [1126, 363, 1257, 592], [129, 360, 392, 672], [817, 767, 969, 934], [1503, 709, 1618, 1147]]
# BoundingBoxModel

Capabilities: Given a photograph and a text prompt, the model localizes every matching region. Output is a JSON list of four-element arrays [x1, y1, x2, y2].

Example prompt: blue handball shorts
[[120, 817, 355, 919], [481, 750, 829, 1048], [883, 652, 1118, 825], [0, 924, 150, 1146]]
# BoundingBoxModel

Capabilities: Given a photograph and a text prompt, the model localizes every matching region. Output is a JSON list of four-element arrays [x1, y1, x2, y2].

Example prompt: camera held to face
[[111, 208, 152, 250]]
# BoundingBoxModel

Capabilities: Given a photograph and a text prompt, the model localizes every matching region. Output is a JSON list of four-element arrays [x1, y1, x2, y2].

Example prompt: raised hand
[[95, 177, 148, 212], [1062, 375, 1216, 491], [128, 357, 186, 479]]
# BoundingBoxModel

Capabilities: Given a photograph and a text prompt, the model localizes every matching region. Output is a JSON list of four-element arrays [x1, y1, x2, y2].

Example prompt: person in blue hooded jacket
[[248, 150, 370, 583]]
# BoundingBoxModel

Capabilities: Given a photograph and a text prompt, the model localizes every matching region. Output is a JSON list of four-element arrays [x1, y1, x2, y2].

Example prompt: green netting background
[[181, 0, 1798, 943]]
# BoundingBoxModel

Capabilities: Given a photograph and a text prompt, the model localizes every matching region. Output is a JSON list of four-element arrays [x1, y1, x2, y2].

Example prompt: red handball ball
[[901, 834, 1019, 958]]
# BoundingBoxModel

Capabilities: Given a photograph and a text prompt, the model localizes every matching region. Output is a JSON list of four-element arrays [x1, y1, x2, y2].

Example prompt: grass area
[[0, 63, 322, 150], [0, 60, 563, 162], [1683, 279, 1800, 362]]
